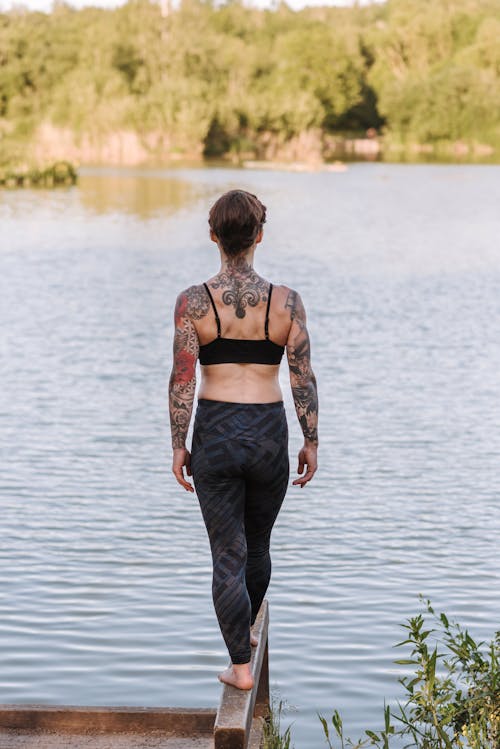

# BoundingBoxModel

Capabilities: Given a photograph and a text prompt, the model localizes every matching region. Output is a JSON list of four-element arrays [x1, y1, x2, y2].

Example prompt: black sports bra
[[198, 282, 285, 366]]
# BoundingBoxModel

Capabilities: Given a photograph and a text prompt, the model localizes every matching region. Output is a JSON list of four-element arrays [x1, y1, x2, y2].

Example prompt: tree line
[[0, 0, 499, 163]]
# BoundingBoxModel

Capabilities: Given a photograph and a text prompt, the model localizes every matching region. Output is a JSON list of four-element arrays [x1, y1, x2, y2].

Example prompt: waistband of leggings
[[197, 398, 284, 411]]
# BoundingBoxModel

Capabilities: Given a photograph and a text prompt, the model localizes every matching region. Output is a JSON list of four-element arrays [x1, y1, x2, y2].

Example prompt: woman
[[168, 189, 318, 691]]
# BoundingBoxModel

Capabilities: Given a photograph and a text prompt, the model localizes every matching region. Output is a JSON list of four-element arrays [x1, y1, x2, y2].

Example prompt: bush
[[318, 597, 499, 748]]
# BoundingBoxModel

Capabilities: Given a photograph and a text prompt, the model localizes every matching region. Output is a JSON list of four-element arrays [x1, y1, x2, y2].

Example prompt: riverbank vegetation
[[0, 160, 77, 187], [0, 0, 499, 165], [318, 597, 499, 748], [263, 696, 294, 749]]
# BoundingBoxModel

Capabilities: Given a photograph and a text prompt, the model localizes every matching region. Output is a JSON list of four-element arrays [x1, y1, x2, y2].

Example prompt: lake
[[1, 163, 499, 747]]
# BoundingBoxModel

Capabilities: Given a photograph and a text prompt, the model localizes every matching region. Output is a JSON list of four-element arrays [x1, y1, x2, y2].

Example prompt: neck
[[219, 250, 255, 275]]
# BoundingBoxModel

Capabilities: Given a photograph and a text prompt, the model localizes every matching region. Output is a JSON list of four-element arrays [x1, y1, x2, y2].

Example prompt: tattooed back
[[170, 263, 317, 442], [191, 270, 292, 347]]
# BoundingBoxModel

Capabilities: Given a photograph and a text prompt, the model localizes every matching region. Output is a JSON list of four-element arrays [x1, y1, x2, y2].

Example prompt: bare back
[[170, 262, 317, 454], [192, 271, 292, 402]]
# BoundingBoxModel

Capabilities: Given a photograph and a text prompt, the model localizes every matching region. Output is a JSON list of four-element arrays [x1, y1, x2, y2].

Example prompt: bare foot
[[218, 664, 254, 690]]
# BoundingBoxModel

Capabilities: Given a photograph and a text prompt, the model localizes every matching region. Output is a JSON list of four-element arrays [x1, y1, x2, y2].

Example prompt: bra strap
[[264, 283, 273, 340], [203, 283, 221, 338]]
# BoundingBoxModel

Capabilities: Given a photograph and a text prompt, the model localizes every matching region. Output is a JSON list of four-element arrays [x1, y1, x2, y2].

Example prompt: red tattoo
[[174, 350, 196, 383]]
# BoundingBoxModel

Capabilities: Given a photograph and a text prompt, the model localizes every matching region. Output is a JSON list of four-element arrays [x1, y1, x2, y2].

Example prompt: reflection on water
[[1, 164, 499, 748], [77, 168, 209, 219]]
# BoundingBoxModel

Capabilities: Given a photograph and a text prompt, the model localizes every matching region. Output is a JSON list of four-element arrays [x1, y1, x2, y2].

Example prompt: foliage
[[365, 0, 500, 146], [263, 695, 295, 749], [0, 0, 499, 161], [0, 159, 77, 187], [318, 596, 499, 748]]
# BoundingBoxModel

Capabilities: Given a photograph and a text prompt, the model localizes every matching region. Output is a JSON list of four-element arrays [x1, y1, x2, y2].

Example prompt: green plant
[[318, 597, 499, 748], [318, 704, 394, 749], [263, 695, 295, 749]]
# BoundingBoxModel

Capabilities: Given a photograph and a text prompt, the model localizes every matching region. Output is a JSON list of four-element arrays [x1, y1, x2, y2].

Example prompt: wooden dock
[[0, 602, 270, 749]]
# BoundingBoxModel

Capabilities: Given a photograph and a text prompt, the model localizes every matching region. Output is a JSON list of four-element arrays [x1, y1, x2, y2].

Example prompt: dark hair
[[208, 189, 267, 257]]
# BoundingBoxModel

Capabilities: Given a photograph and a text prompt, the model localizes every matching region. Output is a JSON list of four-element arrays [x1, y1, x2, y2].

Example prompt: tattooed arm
[[168, 286, 201, 492], [285, 289, 318, 488]]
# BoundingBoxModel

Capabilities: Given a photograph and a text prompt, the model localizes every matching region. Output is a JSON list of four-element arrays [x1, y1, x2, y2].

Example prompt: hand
[[292, 443, 317, 488], [172, 447, 194, 492]]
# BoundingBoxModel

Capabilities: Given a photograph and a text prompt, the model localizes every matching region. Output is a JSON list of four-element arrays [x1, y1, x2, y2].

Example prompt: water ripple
[[1, 164, 499, 746]]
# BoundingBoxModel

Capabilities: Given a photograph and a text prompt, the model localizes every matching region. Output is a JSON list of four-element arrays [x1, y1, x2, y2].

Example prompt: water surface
[[1, 163, 499, 746]]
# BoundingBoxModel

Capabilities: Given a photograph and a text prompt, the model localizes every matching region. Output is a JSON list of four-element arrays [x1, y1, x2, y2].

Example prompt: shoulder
[[272, 284, 307, 322], [174, 284, 210, 322]]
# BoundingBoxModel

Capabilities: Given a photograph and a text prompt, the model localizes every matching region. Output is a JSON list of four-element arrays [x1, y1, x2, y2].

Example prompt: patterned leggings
[[190, 398, 289, 665]]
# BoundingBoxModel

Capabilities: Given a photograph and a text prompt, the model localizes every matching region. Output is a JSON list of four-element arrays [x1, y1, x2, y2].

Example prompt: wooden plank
[[213, 600, 269, 749], [0, 706, 216, 735]]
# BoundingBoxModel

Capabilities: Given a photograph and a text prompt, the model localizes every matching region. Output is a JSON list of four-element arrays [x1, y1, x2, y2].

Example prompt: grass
[[263, 694, 295, 749]]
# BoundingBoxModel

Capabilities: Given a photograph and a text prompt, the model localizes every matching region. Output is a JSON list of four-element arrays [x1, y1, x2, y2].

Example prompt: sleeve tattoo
[[168, 288, 201, 449], [285, 290, 319, 445]]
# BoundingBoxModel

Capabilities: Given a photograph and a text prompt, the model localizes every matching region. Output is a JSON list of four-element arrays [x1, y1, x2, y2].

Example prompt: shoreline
[[3, 125, 498, 175]]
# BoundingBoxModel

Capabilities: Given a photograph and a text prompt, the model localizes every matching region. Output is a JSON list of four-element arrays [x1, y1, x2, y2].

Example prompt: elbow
[[169, 373, 196, 393], [291, 371, 316, 390]]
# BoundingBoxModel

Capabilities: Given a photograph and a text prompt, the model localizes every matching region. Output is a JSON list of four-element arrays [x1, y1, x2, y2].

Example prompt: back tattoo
[[169, 265, 318, 449]]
